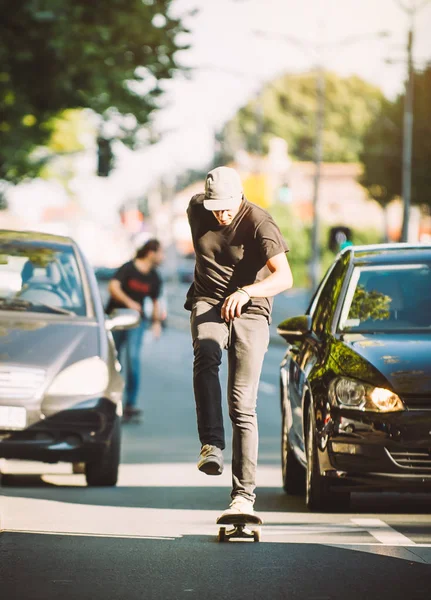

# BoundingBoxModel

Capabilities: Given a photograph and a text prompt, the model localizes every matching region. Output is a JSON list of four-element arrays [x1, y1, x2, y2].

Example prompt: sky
[[131, 0, 431, 177]]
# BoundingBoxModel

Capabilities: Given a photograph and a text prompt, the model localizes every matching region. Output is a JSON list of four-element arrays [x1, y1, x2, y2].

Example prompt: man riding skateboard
[[185, 166, 293, 517]]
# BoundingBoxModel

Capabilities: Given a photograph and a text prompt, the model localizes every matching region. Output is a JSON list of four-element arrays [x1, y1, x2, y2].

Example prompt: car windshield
[[338, 263, 431, 332], [0, 241, 86, 316]]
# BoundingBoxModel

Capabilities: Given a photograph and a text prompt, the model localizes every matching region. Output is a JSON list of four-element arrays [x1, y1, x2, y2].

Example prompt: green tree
[[0, 0, 190, 183], [360, 66, 431, 210], [218, 72, 384, 163]]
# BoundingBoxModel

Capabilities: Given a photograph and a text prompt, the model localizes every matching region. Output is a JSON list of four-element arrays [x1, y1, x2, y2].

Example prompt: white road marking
[[265, 524, 371, 535], [5, 530, 177, 541], [351, 518, 415, 546]]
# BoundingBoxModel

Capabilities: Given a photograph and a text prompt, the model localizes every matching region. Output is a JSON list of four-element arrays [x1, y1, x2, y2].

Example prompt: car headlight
[[329, 377, 404, 412], [47, 357, 109, 397]]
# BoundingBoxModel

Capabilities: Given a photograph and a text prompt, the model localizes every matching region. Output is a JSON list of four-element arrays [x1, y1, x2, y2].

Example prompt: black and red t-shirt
[[106, 260, 162, 314]]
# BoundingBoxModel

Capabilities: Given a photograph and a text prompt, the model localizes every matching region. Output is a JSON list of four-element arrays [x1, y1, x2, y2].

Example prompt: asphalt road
[[1, 289, 431, 599]]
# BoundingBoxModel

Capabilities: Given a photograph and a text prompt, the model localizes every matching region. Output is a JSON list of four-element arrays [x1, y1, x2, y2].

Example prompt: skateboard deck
[[216, 512, 263, 542]]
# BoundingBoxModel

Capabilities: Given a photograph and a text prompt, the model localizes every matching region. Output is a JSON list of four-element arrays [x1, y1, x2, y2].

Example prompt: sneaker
[[123, 406, 142, 423], [197, 444, 224, 475], [221, 496, 255, 517]]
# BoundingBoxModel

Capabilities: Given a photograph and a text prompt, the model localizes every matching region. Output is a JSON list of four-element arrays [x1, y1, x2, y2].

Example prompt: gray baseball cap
[[203, 166, 243, 211]]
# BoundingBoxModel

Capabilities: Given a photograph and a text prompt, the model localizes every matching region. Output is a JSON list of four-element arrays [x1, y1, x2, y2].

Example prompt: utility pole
[[401, 17, 414, 241], [397, 0, 431, 240], [254, 28, 389, 291], [310, 65, 325, 292]]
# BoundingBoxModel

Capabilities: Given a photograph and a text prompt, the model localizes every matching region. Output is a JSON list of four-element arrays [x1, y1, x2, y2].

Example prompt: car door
[[287, 254, 351, 454], [284, 273, 333, 455]]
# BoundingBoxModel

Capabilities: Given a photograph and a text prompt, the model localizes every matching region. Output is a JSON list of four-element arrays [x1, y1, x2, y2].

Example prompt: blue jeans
[[113, 319, 149, 409]]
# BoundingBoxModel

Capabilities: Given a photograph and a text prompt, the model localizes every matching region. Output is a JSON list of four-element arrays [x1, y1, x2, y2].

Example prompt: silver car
[[0, 230, 139, 486]]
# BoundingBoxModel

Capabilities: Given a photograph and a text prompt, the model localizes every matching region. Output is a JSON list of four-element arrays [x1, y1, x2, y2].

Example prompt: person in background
[[185, 166, 293, 518], [106, 239, 164, 422]]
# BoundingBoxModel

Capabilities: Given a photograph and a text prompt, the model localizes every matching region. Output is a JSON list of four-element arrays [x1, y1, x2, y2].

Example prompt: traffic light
[[97, 137, 114, 177], [328, 226, 353, 253]]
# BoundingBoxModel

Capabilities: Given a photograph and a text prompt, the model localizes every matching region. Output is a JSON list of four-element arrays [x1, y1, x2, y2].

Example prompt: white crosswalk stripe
[[351, 518, 416, 546]]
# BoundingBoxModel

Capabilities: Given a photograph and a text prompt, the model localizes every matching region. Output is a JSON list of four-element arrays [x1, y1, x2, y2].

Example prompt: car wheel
[[85, 416, 121, 487], [305, 405, 350, 512], [281, 401, 305, 495]]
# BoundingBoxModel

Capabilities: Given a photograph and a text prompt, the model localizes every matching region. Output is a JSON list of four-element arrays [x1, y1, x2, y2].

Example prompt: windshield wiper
[[32, 302, 75, 316], [0, 297, 74, 316], [0, 298, 32, 311]]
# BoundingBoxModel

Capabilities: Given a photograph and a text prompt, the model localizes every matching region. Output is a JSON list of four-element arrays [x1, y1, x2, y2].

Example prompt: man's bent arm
[[108, 279, 142, 312], [242, 253, 293, 298]]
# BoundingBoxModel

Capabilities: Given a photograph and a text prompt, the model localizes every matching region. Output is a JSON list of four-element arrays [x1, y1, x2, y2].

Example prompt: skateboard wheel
[[218, 527, 226, 542], [253, 529, 260, 543]]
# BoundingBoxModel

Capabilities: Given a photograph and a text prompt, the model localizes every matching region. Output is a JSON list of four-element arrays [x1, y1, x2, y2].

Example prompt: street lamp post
[[396, 0, 431, 241], [254, 29, 389, 291], [309, 64, 325, 291], [401, 25, 414, 242]]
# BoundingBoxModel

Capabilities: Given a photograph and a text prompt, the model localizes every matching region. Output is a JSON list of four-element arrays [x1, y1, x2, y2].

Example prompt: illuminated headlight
[[47, 357, 109, 397], [329, 377, 404, 412]]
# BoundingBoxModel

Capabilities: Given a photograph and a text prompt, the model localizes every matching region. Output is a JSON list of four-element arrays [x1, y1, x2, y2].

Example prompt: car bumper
[[0, 397, 117, 463], [318, 407, 431, 492]]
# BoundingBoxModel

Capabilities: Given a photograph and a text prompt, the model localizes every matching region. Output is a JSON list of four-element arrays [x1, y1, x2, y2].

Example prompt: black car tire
[[281, 403, 305, 494], [306, 405, 350, 512], [85, 416, 121, 487]]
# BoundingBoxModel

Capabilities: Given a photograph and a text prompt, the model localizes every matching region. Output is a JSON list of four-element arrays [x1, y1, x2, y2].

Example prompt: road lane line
[[3, 530, 177, 540], [265, 524, 370, 535], [352, 518, 415, 546]]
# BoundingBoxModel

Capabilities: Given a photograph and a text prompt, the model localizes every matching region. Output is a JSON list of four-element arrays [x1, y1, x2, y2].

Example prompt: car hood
[[333, 333, 431, 395], [0, 315, 101, 377]]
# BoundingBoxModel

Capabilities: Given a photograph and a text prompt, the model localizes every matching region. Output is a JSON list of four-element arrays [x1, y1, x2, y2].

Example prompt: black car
[[0, 230, 139, 486], [278, 243, 431, 511]]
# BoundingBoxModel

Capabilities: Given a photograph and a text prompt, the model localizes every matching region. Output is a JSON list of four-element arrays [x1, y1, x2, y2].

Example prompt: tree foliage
[[217, 72, 384, 164], [348, 286, 390, 322], [0, 0, 190, 183], [360, 67, 431, 210]]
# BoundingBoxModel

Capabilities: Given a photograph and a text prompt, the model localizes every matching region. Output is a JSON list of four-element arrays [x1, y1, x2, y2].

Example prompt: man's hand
[[221, 290, 250, 322], [151, 321, 162, 339], [108, 280, 143, 315], [128, 300, 143, 314]]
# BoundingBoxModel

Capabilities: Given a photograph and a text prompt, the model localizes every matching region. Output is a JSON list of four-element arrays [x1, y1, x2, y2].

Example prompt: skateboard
[[216, 512, 263, 543]]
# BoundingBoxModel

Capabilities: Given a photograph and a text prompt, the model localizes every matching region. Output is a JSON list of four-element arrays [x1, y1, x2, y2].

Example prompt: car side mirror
[[277, 314, 313, 344], [105, 308, 141, 331]]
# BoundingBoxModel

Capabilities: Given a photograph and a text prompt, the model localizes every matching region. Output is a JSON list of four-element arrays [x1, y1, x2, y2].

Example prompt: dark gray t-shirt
[[185, 194, 289, 319]]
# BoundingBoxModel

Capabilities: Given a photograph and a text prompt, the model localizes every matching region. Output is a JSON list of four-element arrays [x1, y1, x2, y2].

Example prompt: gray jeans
[[190, 300, 270, 502]]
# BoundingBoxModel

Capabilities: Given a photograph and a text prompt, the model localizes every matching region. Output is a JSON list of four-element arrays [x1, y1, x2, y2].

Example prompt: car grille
[[401, 395, 431, 410], [0, 366, 46, 399], [388, 448, 431, 470]]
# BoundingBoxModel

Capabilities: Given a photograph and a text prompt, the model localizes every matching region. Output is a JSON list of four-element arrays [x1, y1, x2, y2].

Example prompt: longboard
[[216, 512, 263, 543]]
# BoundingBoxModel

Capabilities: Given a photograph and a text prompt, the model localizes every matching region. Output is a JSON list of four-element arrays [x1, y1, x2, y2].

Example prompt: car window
[[338, 263, 431, 332], [311, 253, 350, 334], [0, 242, 87, 316]]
